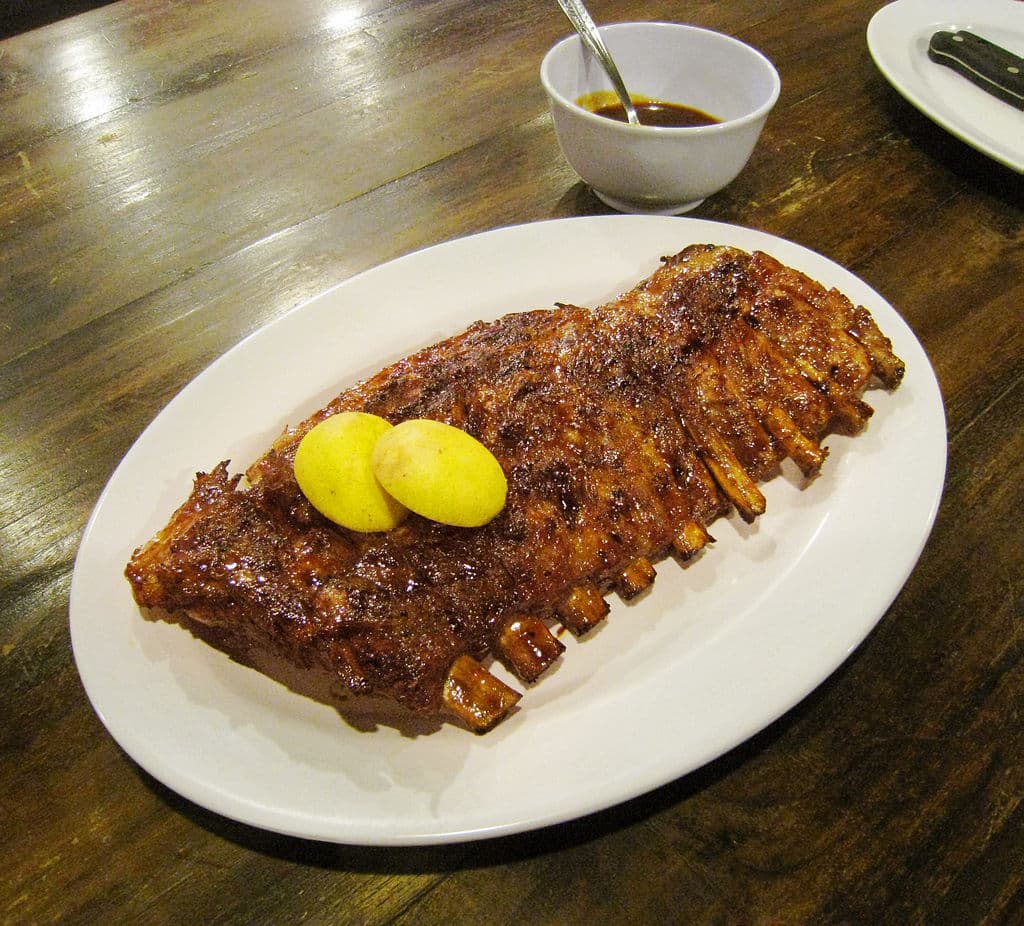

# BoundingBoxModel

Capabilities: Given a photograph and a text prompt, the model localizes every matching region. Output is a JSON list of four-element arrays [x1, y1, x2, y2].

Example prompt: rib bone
[[498, 616, 565, 682], [558, 583, 610, 634], [694, 430, 767, 523], [761, 405, 828, 477], [672, 521, 713, 560], [618, 557, 657, 599], [442, 655, 522, 733]]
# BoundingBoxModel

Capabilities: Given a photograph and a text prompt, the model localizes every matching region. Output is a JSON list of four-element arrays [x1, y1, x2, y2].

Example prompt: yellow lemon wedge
[[370, 419, 507, 527], [293, 412, 409, 532]]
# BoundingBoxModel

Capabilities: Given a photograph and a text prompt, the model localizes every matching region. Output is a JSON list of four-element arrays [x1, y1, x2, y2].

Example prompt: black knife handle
[[927, 30, 1024, 111]]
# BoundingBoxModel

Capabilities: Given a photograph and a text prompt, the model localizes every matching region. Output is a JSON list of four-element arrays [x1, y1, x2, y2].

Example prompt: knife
[[927, 30, 1024, 111]]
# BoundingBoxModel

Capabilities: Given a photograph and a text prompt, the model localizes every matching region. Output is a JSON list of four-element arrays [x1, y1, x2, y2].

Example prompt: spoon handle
[[555, 0, 640, 124]]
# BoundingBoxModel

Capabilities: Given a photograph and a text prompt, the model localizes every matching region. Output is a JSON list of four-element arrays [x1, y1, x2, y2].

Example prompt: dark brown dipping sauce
[[592, 100, 720, 127]]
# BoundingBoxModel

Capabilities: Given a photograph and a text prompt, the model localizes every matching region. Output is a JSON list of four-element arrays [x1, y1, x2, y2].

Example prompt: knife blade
[[927, 30, 1024, 111]]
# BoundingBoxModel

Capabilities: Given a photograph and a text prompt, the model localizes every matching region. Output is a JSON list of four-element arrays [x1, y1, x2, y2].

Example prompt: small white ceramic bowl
[[540, 22, 781, 214]]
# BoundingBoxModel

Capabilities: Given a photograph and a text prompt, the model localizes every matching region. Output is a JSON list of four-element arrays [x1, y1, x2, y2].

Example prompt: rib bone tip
[[498, 616, 565, 682], [442, 655, 522, 733], [618, 557, 657, 599], [558, 583, 610, 635]]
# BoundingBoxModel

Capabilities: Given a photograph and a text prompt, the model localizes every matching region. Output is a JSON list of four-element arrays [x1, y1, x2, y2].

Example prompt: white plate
[[70, 216, 946, 846], [867, 0, 1024, 173]]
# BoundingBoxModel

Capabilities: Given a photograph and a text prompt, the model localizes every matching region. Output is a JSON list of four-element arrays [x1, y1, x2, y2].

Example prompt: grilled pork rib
[[126, 244, 904, 732]]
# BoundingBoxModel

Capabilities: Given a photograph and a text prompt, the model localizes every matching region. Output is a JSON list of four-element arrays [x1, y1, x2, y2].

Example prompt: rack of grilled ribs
[[125, 243, 904, 732]]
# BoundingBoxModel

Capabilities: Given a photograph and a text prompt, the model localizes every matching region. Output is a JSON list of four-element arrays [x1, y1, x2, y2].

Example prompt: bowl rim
[[539, 21, 781, 135]]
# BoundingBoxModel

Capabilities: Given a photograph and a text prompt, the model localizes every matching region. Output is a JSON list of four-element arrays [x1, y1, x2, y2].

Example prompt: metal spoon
[[555, 0, 640, 125]]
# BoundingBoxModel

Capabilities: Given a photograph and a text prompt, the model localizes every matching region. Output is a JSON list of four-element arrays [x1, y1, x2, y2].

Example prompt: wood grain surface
[[1, 1, 1021, 923]]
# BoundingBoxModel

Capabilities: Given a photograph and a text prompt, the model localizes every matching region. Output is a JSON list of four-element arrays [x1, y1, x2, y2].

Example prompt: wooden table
[[2, 1, 1021, 922]]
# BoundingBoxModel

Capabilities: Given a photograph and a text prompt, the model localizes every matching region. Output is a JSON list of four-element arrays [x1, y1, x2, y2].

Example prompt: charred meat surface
[[125, 245, 904, 732]]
